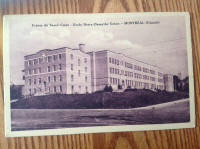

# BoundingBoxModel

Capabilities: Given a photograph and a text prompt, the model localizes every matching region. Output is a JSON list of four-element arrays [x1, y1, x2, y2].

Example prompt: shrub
[[104, 85, 109, 92], [127, 86, 131, 89], [108, 86, 113, 92], [118, 85, 122, 89]]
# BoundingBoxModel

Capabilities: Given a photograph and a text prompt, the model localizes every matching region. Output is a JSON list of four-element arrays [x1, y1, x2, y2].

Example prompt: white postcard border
[[3, 12, 195, 137]]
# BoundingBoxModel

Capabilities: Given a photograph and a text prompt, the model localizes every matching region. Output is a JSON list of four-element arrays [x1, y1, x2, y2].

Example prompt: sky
[[8, 14, 189, 85]]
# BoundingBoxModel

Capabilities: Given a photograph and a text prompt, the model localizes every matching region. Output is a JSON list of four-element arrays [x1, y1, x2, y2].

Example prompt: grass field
[[11, 90, 189, 109], [11, 98, 190, 131]]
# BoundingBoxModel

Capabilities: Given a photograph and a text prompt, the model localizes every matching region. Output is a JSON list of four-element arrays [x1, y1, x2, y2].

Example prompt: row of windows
[[47, 64, 62, 72], [70, 54, 88, 63], [109, 67, 133, 77], [135, 65, 156, 75], [126, 80, 134, 87], [134, 65, 142, 71], [109, 57, 133, 69], [28, 75, 63, 85], [109, 78, 162, 89], [150, 70, 155, 75], [71, 75, 88, 82], [71, 64, 88, 72], [28, 54, 62, 66], [29, 85, 63, 94], [135, 73, 156, 81], [28, 64, 88, 75], [143, 68, 149, 73], [143, 75, 149, 80], [109, 57, 119, 65], [27, 54, 88, 66], [28, 64, 62, 75], [125, 71, 133, 77], [110, 67, 120, 74], [150, 76, 156, 81], [125, 62, 133, 69], [71, 85, 88, 93], [135, 73, 142, 79], [29, 85, 89, 95], [135, 81, 143, 87], [110, 77, 120, 85]]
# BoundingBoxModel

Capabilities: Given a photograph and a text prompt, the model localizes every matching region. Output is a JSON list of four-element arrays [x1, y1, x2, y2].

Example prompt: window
[[47, 66, 50, 72], [53, 65, 56, 71], [109, 57, 111, 63], [110, 77, 112, 84], [85, 77, 87, 82], [84, 58, 87, 63], [78, 59, 81, 66], [28, 70, 31, 75], [117, 60, 119, 65], [33, 59, 37, 65], [34, 89, 36, 94], [48, 87, 50, 92], [53, 86, 56, 93], [78, 70, 81, 76], [34, 79, 36, 84], [85, 67, 87, 72], [85, 86, 88, 93], [53, 55, 56, 61], [34, 69, 36, 74], [53, 76, 56, 82], [79, 86, 81, 92], [150, 70, 155, 75], [29, 79, 31, 85], [71, 75, 74, 81], [38, 68, 41, 73], [71, 85, 74, 93], [70, 54, 73, 60], [112, 58, 114, 64], [39, 58, 43, 64], [39, 88, 42, 92], [39, 78, 42, 84], [59, 86, 62, 92], [59, 75, 62, 81], [28, 60, 32, 66], [48, 76, 51, 82], [71, 64, 73, 70], [59, 54, 62, 60], [47, 56, 51, 62], [59, 64, 62, 70]]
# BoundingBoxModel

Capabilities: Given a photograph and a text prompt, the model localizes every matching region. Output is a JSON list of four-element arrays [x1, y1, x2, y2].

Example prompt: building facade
[[88, 50, 165, 92], [22, 44, 173, 96], [23, 44, 91, 95], [164, 74, 175, 92]]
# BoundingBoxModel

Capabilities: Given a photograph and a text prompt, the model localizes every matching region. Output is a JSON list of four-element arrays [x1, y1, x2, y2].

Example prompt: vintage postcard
[[3, 12, 195, 137]]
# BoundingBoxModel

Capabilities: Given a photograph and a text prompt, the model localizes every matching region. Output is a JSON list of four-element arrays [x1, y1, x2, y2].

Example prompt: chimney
[[79, 43, 85, 52]]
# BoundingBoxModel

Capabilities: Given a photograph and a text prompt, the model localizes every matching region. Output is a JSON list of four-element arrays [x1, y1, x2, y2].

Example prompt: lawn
[[11, 89, 189, 109], [11, 98, 190, 131]]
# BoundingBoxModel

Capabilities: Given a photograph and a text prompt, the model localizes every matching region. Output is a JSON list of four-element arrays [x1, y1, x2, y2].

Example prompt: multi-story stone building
[[88, 50, 165, 92], [22, 44, 172, 96], [23, 44, 91, 95]]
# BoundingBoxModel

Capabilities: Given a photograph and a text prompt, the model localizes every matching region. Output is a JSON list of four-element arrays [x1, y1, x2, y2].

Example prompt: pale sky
[[8, 14, 189, 85]]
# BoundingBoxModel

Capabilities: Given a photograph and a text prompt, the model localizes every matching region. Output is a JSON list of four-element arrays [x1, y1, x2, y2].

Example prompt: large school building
[[22, 44, 173, 96]]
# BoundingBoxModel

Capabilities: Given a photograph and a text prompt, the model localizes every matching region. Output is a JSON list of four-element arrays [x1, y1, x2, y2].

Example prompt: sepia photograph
[[4, 12, 195, 137]]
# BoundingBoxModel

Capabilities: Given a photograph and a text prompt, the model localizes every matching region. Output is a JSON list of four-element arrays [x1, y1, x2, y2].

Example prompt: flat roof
[[24, 46, 87, 57], [88, 50, 163, 70]]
